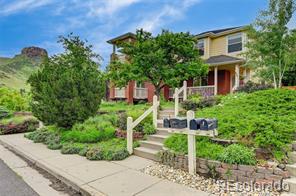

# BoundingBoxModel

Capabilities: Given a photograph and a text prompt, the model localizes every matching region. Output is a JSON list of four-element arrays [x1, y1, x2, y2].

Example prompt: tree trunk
[[273, 71, 278, 89], [154, 88, 161, 100]]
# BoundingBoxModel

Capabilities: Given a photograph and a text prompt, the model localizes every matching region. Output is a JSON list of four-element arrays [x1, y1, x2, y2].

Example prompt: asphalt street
[[0, 159, 38, 196]]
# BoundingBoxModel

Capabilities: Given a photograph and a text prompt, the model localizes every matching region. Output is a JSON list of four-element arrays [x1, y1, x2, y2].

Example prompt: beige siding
[[197, 30, 247, 58], [210, 36, 226, 57]]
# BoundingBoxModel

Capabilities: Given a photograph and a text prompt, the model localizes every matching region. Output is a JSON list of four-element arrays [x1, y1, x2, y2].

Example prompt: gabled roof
[[205, 55, 245, 66], [196, 26, 248, 39], [107, 32, 136, 44]]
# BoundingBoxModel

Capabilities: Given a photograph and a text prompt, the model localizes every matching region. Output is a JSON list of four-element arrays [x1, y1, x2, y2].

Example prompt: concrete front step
[[159, 112, 175, 116], [133, 147, 159, 161], [140, 140, 163, 151], [156, 129, 170, 136], [147, 134, 168, 143], [158, 114, 175, 119]]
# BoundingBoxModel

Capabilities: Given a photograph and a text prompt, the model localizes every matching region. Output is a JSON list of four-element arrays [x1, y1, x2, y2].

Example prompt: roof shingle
[[205, 55, 244, 65]]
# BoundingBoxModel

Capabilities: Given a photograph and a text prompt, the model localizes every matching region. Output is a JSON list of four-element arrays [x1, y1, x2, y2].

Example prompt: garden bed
[[167, 89, 296, 164], [0, 115, 39, 135], [24, 113, 140, 161]]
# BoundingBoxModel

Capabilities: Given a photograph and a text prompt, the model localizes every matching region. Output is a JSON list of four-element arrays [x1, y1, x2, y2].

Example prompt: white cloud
[[86, 0, 142, 17], [0, 0, 54, 15], [131, 0, 201, 32]]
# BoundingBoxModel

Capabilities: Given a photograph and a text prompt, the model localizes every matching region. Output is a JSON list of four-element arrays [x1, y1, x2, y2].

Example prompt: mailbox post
[[165, 110, 218, 175], [187, 111, 196, 174]]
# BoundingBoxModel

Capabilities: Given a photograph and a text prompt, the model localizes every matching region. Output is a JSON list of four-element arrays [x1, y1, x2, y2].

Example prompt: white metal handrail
[[114, 88, 126, 98], [126, 95, 159, 154], [134, 88, 148, 99]]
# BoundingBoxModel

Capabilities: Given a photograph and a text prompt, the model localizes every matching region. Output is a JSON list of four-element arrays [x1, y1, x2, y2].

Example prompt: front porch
[[168, 55, 250, 98]]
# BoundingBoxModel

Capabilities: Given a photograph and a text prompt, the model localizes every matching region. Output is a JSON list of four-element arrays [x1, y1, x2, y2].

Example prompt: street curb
[[0, 139, 104, 196]]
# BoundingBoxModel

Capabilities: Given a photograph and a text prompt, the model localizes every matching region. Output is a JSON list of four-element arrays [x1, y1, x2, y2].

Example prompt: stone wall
[[158, 150, 290, 183]]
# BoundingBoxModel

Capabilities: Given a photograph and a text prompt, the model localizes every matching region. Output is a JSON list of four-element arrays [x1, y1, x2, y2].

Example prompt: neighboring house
[[107, 26, 253, 104]]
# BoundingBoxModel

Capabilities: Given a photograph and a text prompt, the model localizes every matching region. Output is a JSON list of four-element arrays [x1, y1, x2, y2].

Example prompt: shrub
[[28, 35, 105, 128], [218, 144, 256, 165], [117, 112, 127, 130], [164, 134, 225, 160], [44, 132, 62, 150], [197, 89, 296, 157], [104, 149, 129, 160], [61, 129, 115, 143], [86, 148, 104, 160], [143, 123, 156, 135], [61, 114, 116, 143], [198, 96, 221, 108], [0, 87, 30, 111], [0, 106, 11, 119], [117, 111, 152, 132], [182, 94, 220, 111], [235, 81, 272, 93], [61, 143, 87, 154], [25, 128, 52, 143]]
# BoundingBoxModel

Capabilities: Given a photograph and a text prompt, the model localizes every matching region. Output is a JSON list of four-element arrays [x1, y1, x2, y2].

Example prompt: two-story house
[[107, 26, 253, 104]]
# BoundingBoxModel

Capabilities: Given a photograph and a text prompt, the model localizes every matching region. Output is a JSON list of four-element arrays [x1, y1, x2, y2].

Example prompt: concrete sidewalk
[[0, 134, 209, 196]]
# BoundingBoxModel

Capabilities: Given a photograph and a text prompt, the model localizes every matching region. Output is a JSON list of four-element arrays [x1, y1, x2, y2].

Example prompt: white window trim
[[227, 33, 243, 54], [197, 39, 205, 56]]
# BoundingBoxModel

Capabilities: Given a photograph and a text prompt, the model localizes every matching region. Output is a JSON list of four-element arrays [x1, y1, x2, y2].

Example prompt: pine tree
[[28, 34, 105, 128]]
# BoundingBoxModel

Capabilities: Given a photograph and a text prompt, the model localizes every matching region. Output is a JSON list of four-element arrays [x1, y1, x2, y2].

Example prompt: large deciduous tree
[[245, 0, 296, 88], [107, 29, 208, 97], [28, 34, 105, 128]]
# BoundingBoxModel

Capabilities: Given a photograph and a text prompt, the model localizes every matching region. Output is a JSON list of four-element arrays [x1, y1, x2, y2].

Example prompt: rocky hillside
[[0, 47, 47, 90]]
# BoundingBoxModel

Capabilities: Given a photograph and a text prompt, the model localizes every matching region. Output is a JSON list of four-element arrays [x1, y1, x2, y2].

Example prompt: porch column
[[214, 66, 218, 95], [243, 68, 247, 84], [235, 64, 240, 89]]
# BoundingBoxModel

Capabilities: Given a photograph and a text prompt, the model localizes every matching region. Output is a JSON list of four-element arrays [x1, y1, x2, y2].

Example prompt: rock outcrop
[[21, 47, 48, 58]]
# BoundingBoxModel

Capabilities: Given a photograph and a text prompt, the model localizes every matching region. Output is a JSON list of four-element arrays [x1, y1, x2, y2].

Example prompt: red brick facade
[[108, 69, 233, 104]]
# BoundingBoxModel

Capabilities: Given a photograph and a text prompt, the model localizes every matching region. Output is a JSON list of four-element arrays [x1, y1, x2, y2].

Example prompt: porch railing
[[134, 88, 148, 99], [187, 85, 215, 97], [173, 81, 216, 117], [169, 88, 183, 98], [114, 88, 126, 98]]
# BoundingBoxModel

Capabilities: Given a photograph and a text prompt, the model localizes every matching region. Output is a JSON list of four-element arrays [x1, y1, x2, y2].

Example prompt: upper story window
[[228, 33, 243, 53], [197, 39, 205, 56]]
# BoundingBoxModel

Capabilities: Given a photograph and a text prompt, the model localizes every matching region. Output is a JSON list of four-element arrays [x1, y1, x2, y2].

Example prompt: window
[[197, 39, 205, 56], [228, 33, 242, 53], [135, 81, 145, 88]]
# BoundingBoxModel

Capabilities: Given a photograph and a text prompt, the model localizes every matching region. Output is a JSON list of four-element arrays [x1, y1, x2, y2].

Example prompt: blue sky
[[0, 0, 294, 68]]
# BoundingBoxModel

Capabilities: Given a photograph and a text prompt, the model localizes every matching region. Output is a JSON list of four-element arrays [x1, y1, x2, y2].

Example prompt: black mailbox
[[200, 118, 218, 131], [163, 118, 170, 128], [189, 118, 205, 130], [190, 118, 218, 131], [170, 118, 187, 129]]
